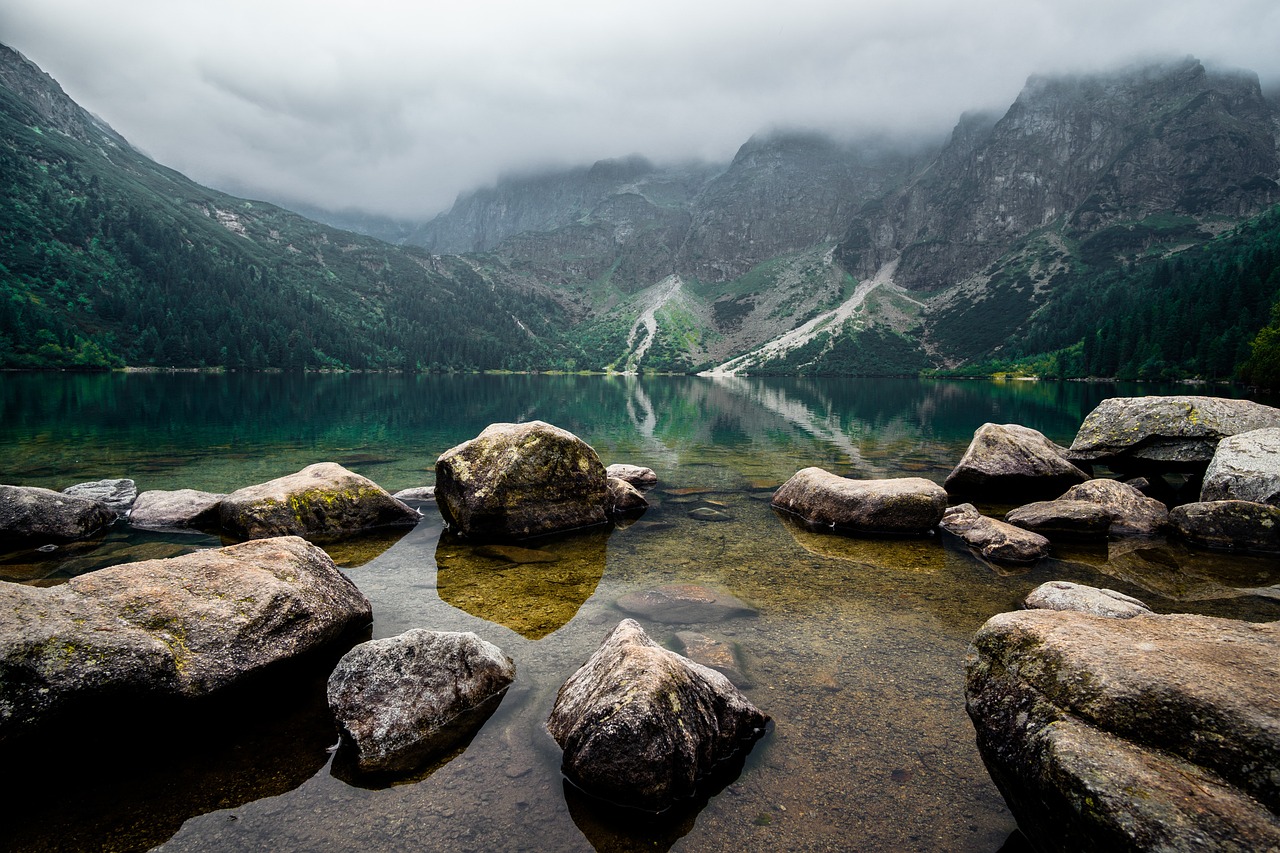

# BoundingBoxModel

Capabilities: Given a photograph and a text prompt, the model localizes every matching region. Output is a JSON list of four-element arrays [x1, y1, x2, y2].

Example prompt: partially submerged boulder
[[1004, 499, 1112, 541], [435, 421, 610, 540], [771, 468, 947, 535], [606, 464, 658, 491], [547, 619, 769, 811], [128, 489, 225, 531], [0, 536, 372, 743], [62, 479, 137, 516], [327, 629, 515, 777], [1201, 427, 1280, 507], [1069, 395, 1280, 471], [615, 584, 757, 624], [944, 423, 1088, 498], [1023, 581, 1152, 619], [940, 503, 1050, 564], [0, 485, 116, 545], [607, 477, 648, 515], [219, 462, 419, 541], [1057, 479, 1169, 535], [966, 609, 1280, 852], [1170, 500, 1280, 554]]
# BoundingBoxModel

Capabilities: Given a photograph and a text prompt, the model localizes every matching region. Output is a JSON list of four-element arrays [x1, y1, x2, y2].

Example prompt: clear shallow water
[[2, 373, 1278, 852]]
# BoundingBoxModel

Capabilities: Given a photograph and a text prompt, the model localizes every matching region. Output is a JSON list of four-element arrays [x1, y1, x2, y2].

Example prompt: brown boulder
[[940, 503, 1050, 564], [944, 423, 1088, 498], [1058, 479, 1169, 535], [772, 468, 947, 535]]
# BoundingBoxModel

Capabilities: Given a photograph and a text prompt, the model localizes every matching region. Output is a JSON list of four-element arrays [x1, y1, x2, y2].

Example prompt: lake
[[3, 373, 1278, 852]]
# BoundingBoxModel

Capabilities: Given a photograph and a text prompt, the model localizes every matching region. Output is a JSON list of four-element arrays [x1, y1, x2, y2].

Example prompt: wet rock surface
[[605, 464, 658, 490], [772, 468, 947, 535], [435, 421, 610, 541], [1023, 580, 1153, 618], [327, 629, 515, 777], [128, 489, 225, 531], [607, 477, 649, 515], [944, 423, 1088, 498], [1003, 499, 1111, 540], [1201, 427, 1280, 506], [615, 584, 757, 624], [547, 619, 770, 812], [674, 631, 752, 688], [966, 609, 1280, 852], [1170, 500, 1280, 554], [219, 462, 420, 541], [0, 484, 117, 545], [62, 479, 137, 515], [1057, 479, 1170, 535], [939, 503, 1050, 564]]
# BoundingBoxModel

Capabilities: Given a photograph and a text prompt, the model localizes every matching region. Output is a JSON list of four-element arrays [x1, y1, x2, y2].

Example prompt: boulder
[[0, 485, 117, 545], [327, 629, 515, 777], [616, 584, 757, 624], [1057, 479, 1169, 535], [435, 421, 610, 540], [674, 631, 752, 688], [939, 503, 1050, 564], [546, 619, 770, 811], [391, 486, 436, 503], [1170, 500, 1280, 554], [606, 464, 658, 491], [0, 536, 371, 743], [1068, 395, 1280, 470], [771, 468, 947, 535], [606, 477, 648, 515], [1003, 500, 1112, 540], [944, 423, 1088, 498], [219, 462, 420, 541], [1201, 427, 1280, 506], [61, 479, 137, 515], [966, 609, 1280, 852], [128, 489, 225, 531], [1023, 581, 1153, 619], [688, 506, 732, 522]]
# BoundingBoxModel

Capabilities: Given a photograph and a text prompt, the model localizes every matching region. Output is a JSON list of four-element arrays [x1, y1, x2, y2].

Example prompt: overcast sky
[[3, 0, 1278, 220]]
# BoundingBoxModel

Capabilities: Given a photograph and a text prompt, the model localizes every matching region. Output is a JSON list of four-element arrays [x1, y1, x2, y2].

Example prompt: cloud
[[2, 0, 1277, 219]]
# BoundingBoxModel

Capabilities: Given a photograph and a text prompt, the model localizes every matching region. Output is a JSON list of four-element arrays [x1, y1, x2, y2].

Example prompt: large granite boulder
[[939, 503, 1050, 564], [219, 462, 419, 541], [327, 629, 515, 777], [547, 619, 769, 811], [1057, 479, 1169, 535], [1069, 396, 1280, 471], [1170, 500, 1280, 554], [1003, 499, 1112, 541], [966, 610, 1280, 852], [771, 468, 947, 535], [128, 489, 225, 531], [1201, 427, 1280, 506], [0, 536, 371, 743], [0, 484, 117, 545], [435, 421, 610, 540], [1023, 581, 1153, 619], [605, 464, 658, 491], [62, 479, 137, 516], [944, 423, 1088, 498]]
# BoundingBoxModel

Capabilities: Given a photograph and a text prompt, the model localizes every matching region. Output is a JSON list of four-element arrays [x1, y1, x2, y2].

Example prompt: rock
[[61, 479, 137, 515], [606, 464, 658, 490], [1201, 427, 1280, 506], [1003, 499, 1112, 540], [391, 486, 436, 502], [606, 477, 648, 515], [1068, 395, 1280, 470], [0, 484, 117, 545], [966, 609, 1280, 852], [546, 619, 770, 811], [327, 629, 515, 776], [434, 421, 610, 540], [944, 423, 1088, 498], [1057, 479, 1169, 535], [1170, 500, 1280, 554], [128, 489, 225, 531], [473, 544, 560, 564], [0, 536, 371, 743], [674, 631, 752, 688], [616, 584, 757, 623], [1023, 581, 1153, 618], [688, 506, 732, 522], [771, 468, 947, 535], [939, 503, 1050, 564], [219, 462, 420, 541]]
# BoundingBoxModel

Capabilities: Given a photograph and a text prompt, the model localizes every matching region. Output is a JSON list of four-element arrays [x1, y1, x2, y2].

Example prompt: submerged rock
[[772, 468, 947, 535], [1068, 395, 1280, 470], [606, 464, 658, 491], [944, 423, 1088, 498], [939, 503, 1049, 564], [1200, 427, 1280, 506], [966, 609, 1280, 852], [1170, 500, 1280, 554], [1003, 499, 1111, 541], [688, 506, 732, 522], [0, 484, 117, 545], [674, 631, 752, 688], [435, 421, 610, 540], [1057, 479, 1169, 535], [0, 536, 371, 743], [61, 479, 137, 516], [1023, 581, 1152, 619], [547, 619, 770, 811], [615, 584, 757, 624], [219, 462, 419, 541], [327, 629, 515, 777], [128, 489, 225, 531]]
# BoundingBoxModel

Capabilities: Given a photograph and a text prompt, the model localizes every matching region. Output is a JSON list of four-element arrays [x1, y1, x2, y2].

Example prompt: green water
[[2, 373, 1278, 852]]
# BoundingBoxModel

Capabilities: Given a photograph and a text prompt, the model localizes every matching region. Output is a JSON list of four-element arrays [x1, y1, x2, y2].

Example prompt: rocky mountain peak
[[0, 44, 130, 156]]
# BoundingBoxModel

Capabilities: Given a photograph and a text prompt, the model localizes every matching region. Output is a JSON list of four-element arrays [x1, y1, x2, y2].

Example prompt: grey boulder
[[772, 468, 947, 535], [605, 464, 658, 491], [327, 629, 515, 777], [607, 477, 649, 515], [1057, 479, 1169, 535], [1201, 427, 1280, 506], [62, 479, 137, 515], [128, 489, 225, 531], [940, 503, 1050, 564], [944, 423, 1088, 498], [1004, 499, 1112, 540], [1023, 581, 1152, 619], [0, 484, 116, 544], [546, 619, 769, 811], [1170, 500, 1280, 554]]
